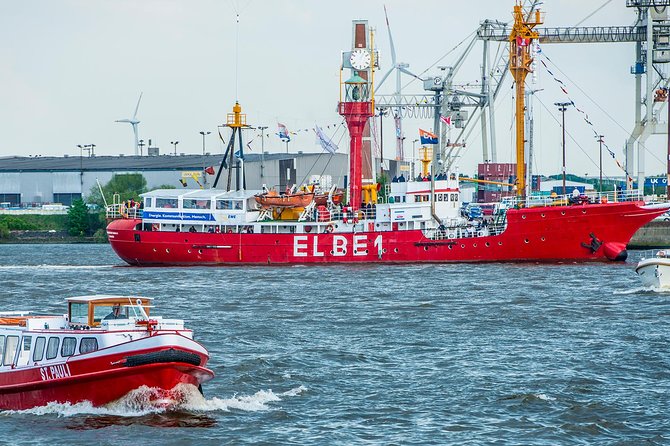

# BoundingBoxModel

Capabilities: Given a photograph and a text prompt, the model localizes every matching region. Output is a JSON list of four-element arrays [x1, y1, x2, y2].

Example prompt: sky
[[1, 0, 667, 179]]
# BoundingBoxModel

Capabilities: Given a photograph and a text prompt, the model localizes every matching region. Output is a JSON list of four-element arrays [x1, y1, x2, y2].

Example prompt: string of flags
[[538, 48, 633, 185]]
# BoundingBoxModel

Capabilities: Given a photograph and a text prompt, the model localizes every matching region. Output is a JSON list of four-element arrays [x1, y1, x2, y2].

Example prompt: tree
[[87, 173, 148, 208], [67, 199, 90, 236]]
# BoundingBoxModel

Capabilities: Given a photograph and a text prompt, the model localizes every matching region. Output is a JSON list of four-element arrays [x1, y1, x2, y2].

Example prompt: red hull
[[107, 201, 666, 265], [0, 337, 214, 410]]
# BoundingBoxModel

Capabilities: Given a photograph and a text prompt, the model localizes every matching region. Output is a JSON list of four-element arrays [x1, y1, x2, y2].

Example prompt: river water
[[0, 244, 668, 445]]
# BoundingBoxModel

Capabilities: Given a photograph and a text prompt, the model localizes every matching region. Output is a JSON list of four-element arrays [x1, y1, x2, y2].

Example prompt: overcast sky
[[1, 0, 667, 178]]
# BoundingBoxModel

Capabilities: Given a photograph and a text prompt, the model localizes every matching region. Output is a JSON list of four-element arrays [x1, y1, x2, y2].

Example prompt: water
[[0, 244, 668, 445]]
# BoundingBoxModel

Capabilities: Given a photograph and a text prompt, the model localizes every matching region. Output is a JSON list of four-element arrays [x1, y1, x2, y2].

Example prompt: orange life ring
[[151, 223, 159, 231], [325, 224, 334, 234]]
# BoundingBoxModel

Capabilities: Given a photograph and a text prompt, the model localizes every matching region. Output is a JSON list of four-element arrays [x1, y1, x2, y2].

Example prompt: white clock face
[[350, 49, 371, 70]]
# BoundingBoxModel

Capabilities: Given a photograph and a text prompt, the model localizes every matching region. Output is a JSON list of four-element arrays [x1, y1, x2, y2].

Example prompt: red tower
[[339, 22, 374, 211]]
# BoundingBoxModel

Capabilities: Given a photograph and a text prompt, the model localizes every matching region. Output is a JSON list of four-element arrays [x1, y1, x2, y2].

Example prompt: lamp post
[[171, 140, 179, 156], [596, 135, 604, 194], [258, 126, 268, 180], [377, 108, 388, 177], [412, 139, 419, 179], [77, 144, 84, 190], [199, 131, 211, 185], [555, 102, 571, 195], [138, 139, 145, 156]]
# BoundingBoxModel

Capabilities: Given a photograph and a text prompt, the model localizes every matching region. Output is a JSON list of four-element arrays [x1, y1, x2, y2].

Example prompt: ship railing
[[105, 203, 143, 220], [501, 189, 645, 209]]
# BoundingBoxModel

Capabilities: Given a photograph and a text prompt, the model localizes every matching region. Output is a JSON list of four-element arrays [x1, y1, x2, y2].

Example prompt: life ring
[[151, 223, 159, 231], [325, 224, 334, 234], [448, 233, 456, 239], [478, 230, 485, 237], [305, 226, 312, 233]]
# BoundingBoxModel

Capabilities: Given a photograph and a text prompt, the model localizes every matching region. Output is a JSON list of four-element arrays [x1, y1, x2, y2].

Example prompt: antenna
[[115, 92, 143, 156]]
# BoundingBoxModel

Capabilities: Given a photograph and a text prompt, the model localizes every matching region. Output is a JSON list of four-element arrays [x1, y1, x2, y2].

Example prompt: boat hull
[[0, 333, 214, 410], [635, 257, 670, 288], [107, 201, 667, 265]]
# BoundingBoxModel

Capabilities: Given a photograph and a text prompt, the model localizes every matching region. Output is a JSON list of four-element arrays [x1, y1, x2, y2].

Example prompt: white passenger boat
[[635, 250, 670, 289], [0, 295, 214, 410]]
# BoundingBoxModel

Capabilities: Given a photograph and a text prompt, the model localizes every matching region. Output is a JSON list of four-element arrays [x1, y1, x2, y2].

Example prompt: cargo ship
[[106, 4, 669, 266]]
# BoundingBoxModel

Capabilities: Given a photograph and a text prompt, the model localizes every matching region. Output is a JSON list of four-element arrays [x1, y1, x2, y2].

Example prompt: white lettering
[[374, 234, 383, 257], [353, 235, 367, 256], [40, 363, 71, 381], [293, 236, 308, 257], [40, 367, 47, 381], [333, 236, 347, 256], [312, 236, 324, 257]]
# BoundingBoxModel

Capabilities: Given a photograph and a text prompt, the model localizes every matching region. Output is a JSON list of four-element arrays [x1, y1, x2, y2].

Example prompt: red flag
[[204, 166, 216, 175]]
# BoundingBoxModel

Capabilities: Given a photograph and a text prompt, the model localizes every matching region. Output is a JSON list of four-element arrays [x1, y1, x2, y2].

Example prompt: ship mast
[[509, 2, 542, 199]]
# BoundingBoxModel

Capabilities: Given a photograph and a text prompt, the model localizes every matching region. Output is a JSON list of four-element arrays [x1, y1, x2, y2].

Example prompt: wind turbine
[[377, 5, 422, 162], [115, 92, 143, 156]]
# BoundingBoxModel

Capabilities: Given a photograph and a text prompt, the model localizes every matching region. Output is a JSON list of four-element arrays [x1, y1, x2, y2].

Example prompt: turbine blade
[[376, 68, 394, 90], [398, 67, 423, 81], [116, 119, 132, 123], [133, 92, 143, 119], [383, 5, 397, 66]]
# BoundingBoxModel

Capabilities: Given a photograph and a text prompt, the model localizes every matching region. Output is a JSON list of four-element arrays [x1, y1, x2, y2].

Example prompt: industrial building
[[0, 152, 349, 206]]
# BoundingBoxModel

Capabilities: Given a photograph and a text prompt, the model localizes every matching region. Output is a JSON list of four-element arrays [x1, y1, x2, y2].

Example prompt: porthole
[[424, 246, 429, 251], [152, 248, 156, 252], [165, 249, 170, 253], [485, 242, 490, 247], [394, 248, 399, 253], [330, 250, 334, 255], [383, 249, 387, 254], [582, 210, 587, 214], [473, 243, 478, 248], [541, 237, 546, 242], [448, 245, 453, 250], [541, 213, 545, 218], [522, 215, 526, 219], [187, 249, 192, 254], [365, 249, 369, 254], [561, 211, 566, 216], [498, 241, 503, 246], [461, 244, 465, 248], [524, 239, 530, 244], [198, 249, 203, 254]]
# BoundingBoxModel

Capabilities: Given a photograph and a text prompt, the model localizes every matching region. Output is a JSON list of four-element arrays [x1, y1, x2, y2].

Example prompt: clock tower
[[339, 20, 375, 211]]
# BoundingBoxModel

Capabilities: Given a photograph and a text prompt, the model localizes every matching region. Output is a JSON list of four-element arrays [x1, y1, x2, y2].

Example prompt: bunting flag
[[204, 166, 215, 175], [419, 128, 438, 145], [314, 125, 339, 154], [440, 115, 452, 126], [277, 123, 291, 142], [538, 49, 633, 184]]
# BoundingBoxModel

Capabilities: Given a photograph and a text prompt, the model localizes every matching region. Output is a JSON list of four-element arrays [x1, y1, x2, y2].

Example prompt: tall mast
[[509, 3, 542, 199]]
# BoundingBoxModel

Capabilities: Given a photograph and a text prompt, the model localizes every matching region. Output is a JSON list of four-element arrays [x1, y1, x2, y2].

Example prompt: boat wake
[[613, 286, 670, 295], [0, 265, 113, 271], [1, 384, 308, 418]]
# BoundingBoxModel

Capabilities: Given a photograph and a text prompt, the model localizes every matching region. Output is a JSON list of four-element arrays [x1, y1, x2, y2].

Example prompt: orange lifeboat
[[254, 189, 315, 208], [314, 189, 345, 206]]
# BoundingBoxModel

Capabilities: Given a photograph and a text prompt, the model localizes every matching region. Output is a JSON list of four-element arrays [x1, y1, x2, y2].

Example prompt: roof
[[65, 295, 154, 303], [0, 152, 341, 172], [141, 188, 260, 199]]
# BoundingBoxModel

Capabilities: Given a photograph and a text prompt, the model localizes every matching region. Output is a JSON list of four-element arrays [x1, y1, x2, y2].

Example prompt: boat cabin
[[67, 295, 152, 327]]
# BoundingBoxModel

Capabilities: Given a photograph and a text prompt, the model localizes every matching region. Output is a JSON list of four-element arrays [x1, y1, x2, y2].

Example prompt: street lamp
[[596, 134, 604, 194], [412, 139, 419, 179], [199, 131, 211, 186], [555, 102, 572, 195], [258, 126, 268, 180], [138, 139, 145, 157], [171, 140, 179, 156], [77, 145, 84, 190]]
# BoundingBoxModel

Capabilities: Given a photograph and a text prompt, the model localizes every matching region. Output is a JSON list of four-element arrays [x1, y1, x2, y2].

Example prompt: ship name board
[[40, 363, 72, 381], [293, 234, 382, 257]]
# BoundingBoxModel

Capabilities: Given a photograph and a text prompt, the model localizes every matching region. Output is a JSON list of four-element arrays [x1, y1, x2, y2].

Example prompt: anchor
[[580, 232, 603, 253]]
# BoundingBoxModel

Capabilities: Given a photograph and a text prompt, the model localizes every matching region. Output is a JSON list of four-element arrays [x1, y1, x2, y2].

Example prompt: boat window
[[22, 336, 31, 352], [61, 337, 77, 357], [144, 197, 153, 208], [0, 335, 4, 364], [183, 199, 211, 210], [46, 337, 60, 360], [79, 337, 98, 354], [93, 304, 128, 323], [234, 200, 243, 210], [69, 302, 88, 324], [156, 198, 178, 208], [216, 200, 233, 210], [4, 336, 19, 366], [33, 336, 45, 362]]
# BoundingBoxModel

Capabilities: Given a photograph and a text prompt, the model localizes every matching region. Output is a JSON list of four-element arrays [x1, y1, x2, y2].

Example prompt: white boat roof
[[65, 295, 154, 303], [141, 188, 260, 200]]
